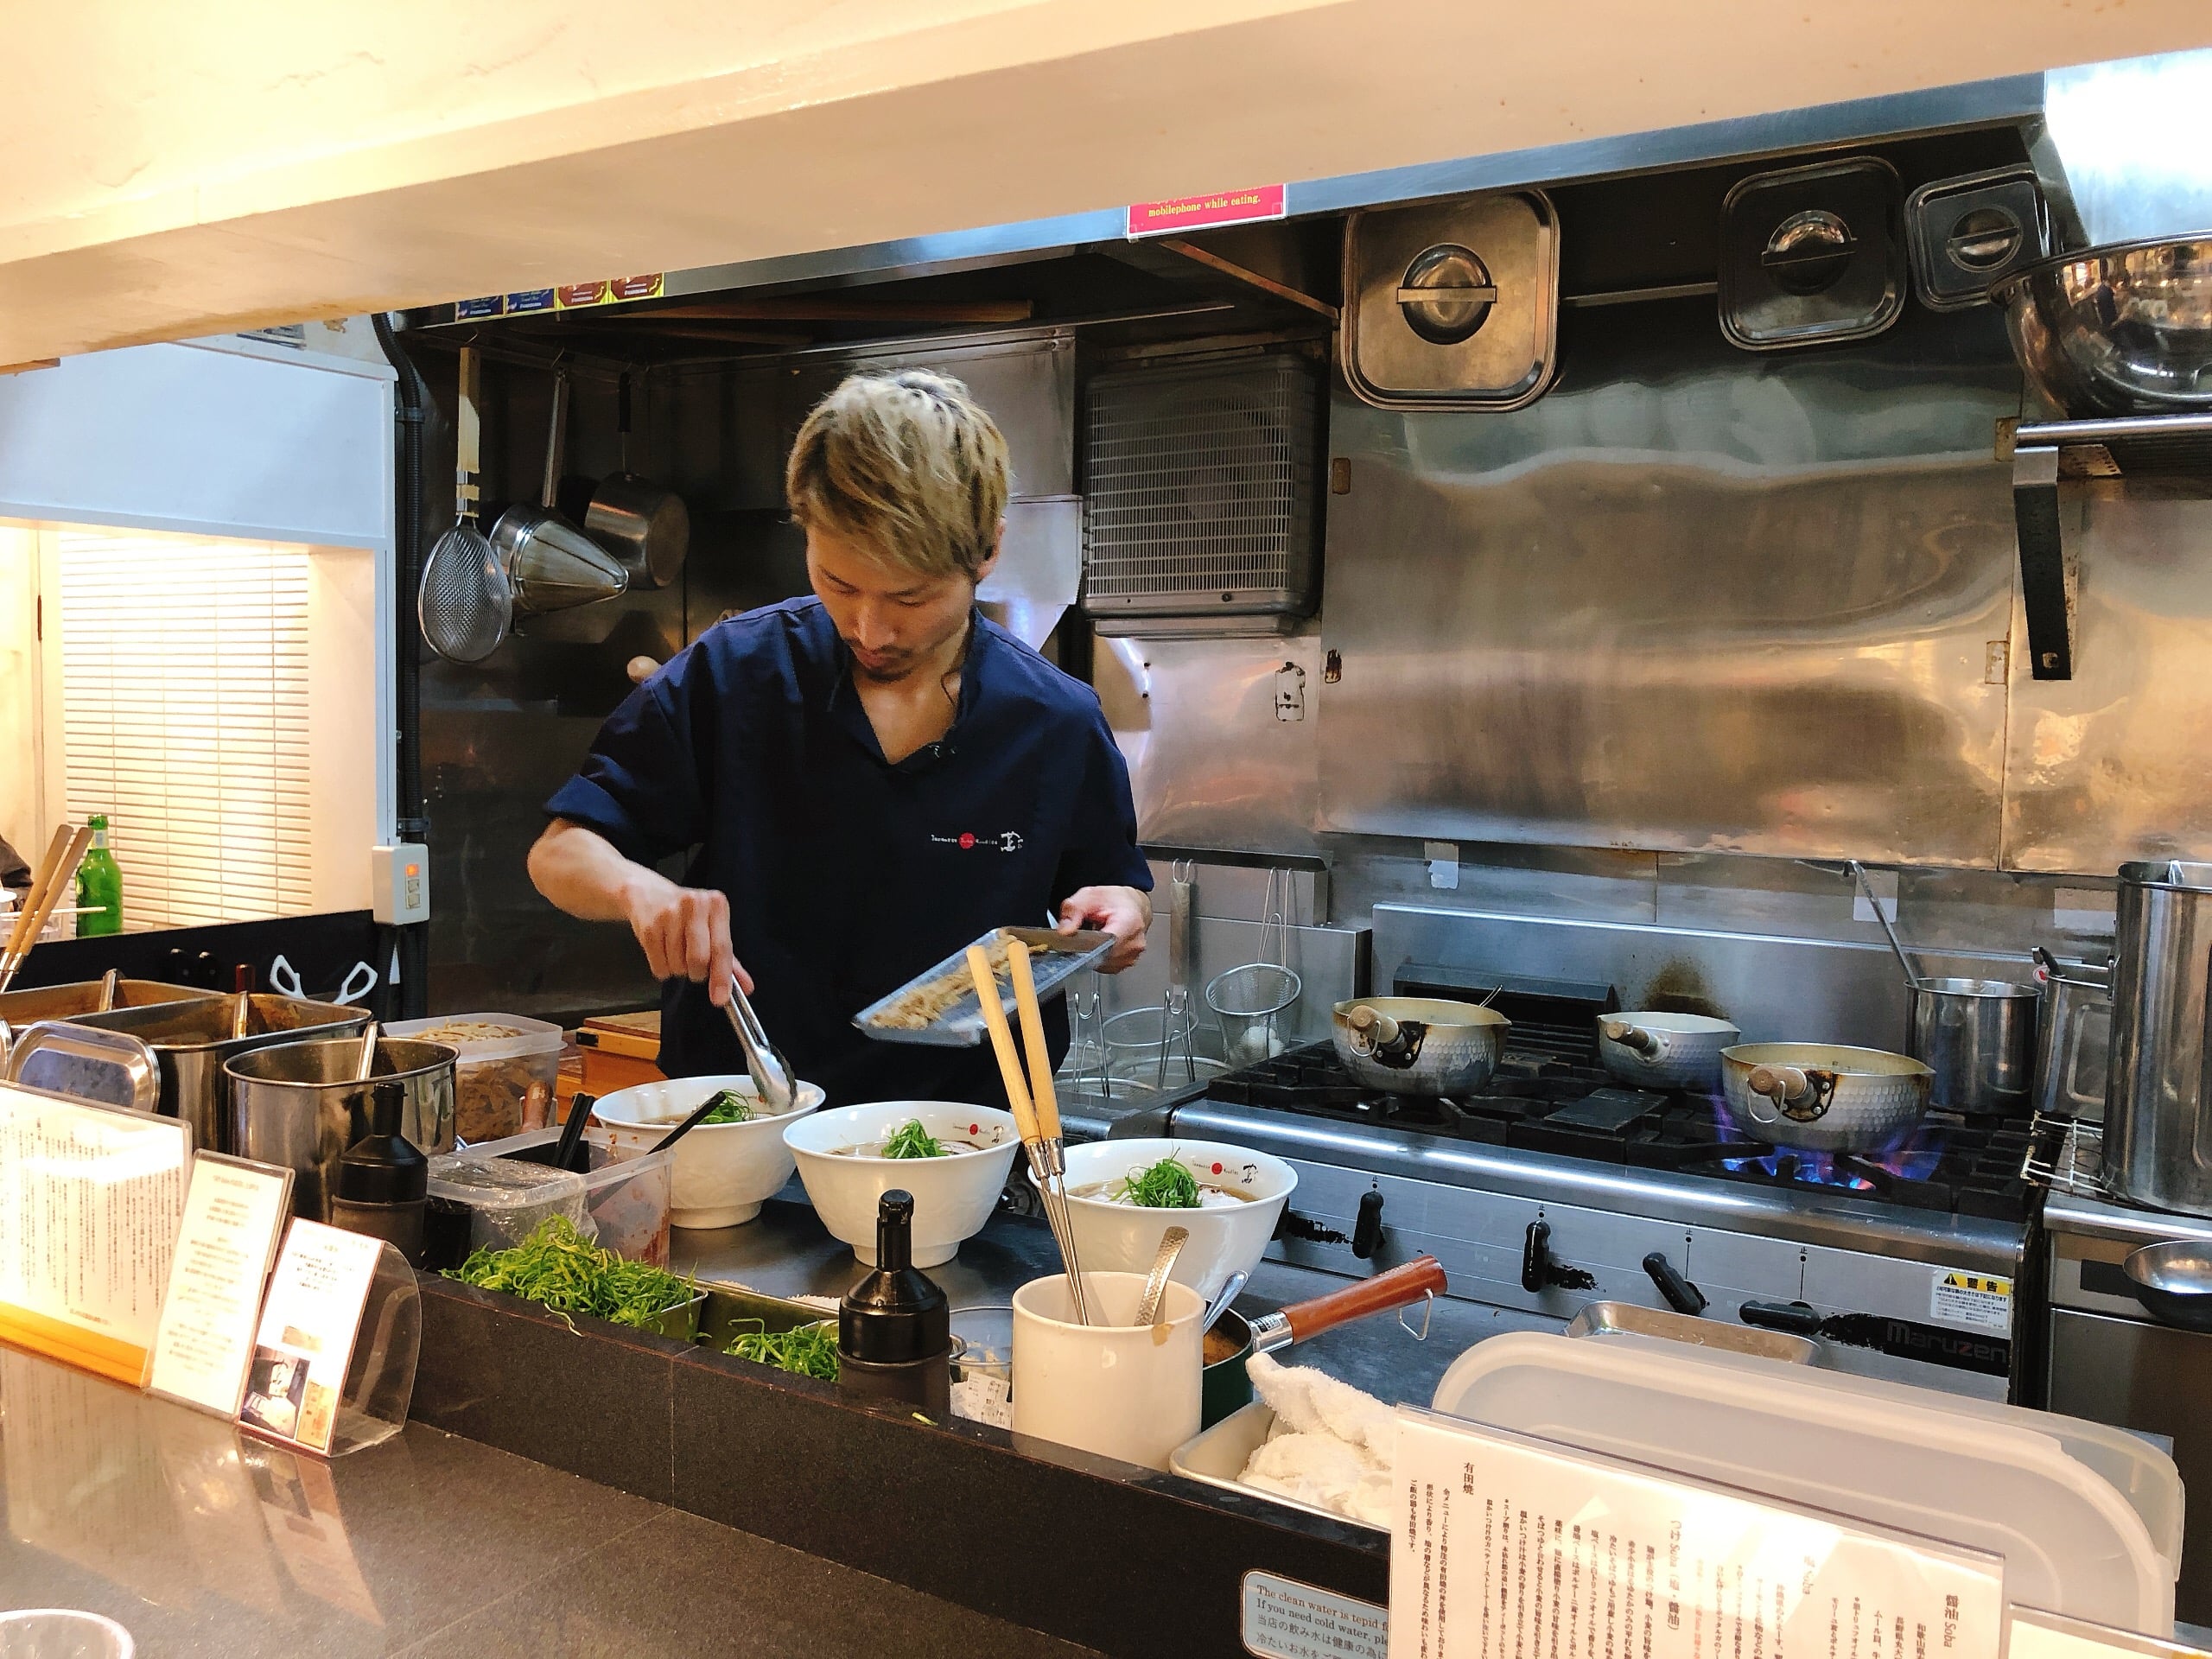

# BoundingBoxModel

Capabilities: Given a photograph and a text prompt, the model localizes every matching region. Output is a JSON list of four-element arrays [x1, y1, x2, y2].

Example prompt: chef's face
[[806, 524, 999, 684]]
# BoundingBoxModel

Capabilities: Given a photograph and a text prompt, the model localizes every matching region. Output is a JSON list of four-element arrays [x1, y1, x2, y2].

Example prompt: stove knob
[[1740, 1299, 1824, 1336], [1351, 1190, 1386, 1261], [1521, 1220, 1554, 1294], [1642, 1250, 1708, 1316]]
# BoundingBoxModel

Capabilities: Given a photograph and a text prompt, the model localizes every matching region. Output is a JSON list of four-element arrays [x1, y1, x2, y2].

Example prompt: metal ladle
[[1848, 860, 1924, 989], [1135, 1225, 1191, 1328]]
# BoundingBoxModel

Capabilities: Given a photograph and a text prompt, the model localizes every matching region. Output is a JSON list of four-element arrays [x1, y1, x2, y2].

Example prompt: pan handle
[[1268, 1255, 1448, 1351], [1746, 1064, 1809, 1105], [1601, 1020, 1662, 1058], [1346, 1003, 1400, 1052]]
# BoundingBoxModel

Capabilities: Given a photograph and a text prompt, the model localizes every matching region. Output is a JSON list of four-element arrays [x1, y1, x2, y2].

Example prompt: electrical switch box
[[372, 844, 430, 925]]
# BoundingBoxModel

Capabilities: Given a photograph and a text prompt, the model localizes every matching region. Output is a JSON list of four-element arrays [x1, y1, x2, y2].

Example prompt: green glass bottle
[[75, 815, 123, 938]]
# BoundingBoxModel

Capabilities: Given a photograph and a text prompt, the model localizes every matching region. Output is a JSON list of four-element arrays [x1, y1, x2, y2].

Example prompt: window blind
[[55, 531, 314, 930]]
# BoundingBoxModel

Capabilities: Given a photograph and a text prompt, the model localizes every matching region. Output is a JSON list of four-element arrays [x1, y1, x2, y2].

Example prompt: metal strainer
[[420, 346, 509, 664], [1207, 868, 1302, 1065]]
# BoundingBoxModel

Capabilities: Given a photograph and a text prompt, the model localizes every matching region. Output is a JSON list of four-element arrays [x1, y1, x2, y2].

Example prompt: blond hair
[[785, 370, 1009, 581]]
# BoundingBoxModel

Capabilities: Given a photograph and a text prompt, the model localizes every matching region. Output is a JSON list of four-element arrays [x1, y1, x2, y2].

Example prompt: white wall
[[0, 526, 40, 863], [308, 546, 378, 915], [5, 4, 2212, 363]]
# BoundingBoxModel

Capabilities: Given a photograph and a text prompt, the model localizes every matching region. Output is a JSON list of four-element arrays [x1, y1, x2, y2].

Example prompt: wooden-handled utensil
[[0, 823, 94, 994], [969, 942, 1089, 1324]]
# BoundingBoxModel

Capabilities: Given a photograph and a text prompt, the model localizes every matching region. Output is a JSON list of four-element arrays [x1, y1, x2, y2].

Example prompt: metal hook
[[1400, 1289, 1436, 1342]]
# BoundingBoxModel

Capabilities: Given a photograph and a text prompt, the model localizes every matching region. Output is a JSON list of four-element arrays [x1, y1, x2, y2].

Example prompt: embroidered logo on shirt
[[931, 830, 1025, 853]]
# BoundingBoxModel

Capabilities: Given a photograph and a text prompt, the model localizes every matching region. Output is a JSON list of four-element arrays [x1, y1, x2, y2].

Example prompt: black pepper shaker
[[837, 1190, 950, 1417], [329, 1079, 429, 1265]]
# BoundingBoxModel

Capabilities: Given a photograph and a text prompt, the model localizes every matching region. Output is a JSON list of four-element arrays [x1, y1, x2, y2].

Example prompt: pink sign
[[1125, 184, 1287, 239]]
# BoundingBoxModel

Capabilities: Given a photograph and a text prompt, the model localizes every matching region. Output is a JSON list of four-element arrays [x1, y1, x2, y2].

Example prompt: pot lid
[[1719, 157, 1904, 351]]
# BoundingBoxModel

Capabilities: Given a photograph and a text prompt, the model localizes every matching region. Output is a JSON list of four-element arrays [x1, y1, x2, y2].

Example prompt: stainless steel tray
[[852, 926, 1114, 1048], [1565, 1300, 1818, 1363], [1168, 1402, 1389, 1534]]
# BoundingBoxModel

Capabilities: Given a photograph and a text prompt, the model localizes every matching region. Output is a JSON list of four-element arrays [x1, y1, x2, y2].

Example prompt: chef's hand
[[1057, 885, 1152, 973], [624, 870, 753, 1005]]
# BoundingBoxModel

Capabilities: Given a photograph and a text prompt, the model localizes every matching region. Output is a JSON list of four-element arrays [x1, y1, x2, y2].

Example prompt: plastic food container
[[469, 1125, 676, 1268], [424, 1152, 591, 1263], [387, 1013, 563, 1144], [1431, 1330, 2182, 1634]]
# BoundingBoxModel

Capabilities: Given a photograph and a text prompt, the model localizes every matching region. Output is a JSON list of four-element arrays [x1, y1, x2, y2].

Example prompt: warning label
[[1931, 1269, 2013, 1332]]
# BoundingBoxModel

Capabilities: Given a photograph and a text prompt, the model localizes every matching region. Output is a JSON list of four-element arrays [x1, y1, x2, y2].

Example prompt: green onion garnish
[[445, 1216, 695, 1331], [721, 1318, 840, 1380], [1115, 1154, 1202, 1208], [881, 1118, 948, 1159]]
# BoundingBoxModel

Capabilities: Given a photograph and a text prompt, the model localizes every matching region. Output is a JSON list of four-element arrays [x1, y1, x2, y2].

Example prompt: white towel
[[1237, 1351, 1397, 1528]]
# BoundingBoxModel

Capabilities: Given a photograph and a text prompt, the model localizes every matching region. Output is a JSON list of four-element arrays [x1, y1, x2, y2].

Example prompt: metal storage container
[[2107, 862, 2212, 1216], [227, 1037, 458, 1222]]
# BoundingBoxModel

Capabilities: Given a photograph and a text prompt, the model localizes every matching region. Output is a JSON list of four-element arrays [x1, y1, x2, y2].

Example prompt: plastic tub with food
[[386, 1012, 563, 1143], [1047, 1138, 1295, 1302], [468, 1124, 677, 1268], [783, 1101, 1020, 1267], [593, 1073, 823, 1229]]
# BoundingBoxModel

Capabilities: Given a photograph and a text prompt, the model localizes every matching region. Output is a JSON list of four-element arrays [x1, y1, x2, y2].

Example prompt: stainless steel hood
[[2031, 48, 2212, 250]]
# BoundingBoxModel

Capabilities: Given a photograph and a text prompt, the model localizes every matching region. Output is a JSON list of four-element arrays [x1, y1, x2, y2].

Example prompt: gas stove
[[1119, 994, 2059, 1401]]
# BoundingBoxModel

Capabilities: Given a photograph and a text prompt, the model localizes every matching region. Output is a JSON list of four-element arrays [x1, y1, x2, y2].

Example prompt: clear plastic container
[[1431, 1330, 2181, 1635], [387, 1013, 563, 1144], [467, 1125, 675, 1268], [426, 1153, 590, 1255]]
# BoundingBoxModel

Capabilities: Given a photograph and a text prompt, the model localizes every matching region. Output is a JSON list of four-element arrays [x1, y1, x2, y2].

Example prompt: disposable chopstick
[[1, 824, 90, 989], [966, 947, 1040, 1144], [3, 825, 71, 969], [1006, 939, 1062, 1142]]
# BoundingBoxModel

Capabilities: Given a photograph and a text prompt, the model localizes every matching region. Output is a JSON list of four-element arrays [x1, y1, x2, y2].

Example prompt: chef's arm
[[1057, 885, 1152, 973], [527, 818, 752, 1001]]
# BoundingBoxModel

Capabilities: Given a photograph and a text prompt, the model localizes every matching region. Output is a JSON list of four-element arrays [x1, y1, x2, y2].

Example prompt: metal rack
[[2019, 1111, 2108, 1200]]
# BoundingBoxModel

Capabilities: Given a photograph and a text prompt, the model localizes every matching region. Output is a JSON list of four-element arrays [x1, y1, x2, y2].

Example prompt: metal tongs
[[969, 938, 1090, 1325], [721, 982, 797, 1115]]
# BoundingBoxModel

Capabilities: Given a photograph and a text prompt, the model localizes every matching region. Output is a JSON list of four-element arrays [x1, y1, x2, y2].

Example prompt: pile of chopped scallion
[[720, 1318, 841, 1381], [446, 1215, 695, 1331], [881, 1118, 948, 1159], [1115, 1154, 1203, 1208]]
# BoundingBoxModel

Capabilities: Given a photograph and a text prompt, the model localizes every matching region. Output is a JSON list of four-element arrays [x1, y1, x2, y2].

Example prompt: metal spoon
[[354, 1020, 381, 1082], [1200, 1269, 1249, 1335], [1135, 1225, 1191, 1328]]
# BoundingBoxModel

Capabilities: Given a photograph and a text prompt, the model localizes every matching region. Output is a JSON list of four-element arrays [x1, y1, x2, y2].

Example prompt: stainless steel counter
[[0, 1344, 1096, 1658], [672, 1197, 1535, 1408]]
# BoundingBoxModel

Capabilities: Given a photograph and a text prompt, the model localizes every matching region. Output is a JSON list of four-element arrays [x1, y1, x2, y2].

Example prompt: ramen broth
[[835, 1135, 998, 1158], [1069, 1176, 1257, 1208]]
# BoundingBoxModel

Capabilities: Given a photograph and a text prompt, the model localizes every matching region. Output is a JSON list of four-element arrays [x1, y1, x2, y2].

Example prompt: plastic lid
[[839, 1190, 949, 1363], [336, 1080, 429, 1205]]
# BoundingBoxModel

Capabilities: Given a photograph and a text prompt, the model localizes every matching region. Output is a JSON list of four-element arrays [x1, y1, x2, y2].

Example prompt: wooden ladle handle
[[1281, 1255, 1448, 1344]]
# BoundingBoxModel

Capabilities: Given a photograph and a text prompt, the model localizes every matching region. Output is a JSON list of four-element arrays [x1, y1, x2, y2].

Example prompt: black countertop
[[0, 1345, 1098, 1658]]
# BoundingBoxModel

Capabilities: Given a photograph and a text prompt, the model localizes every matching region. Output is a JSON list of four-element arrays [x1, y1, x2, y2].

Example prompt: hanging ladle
[[1848, 860, 1924, 989]]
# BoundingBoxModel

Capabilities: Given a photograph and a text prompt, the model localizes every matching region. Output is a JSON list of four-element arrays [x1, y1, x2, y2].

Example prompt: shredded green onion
[[699, 1089, 753, 1124], [446, 1216, 696, 1331], [1116, 1154, 1202, 1209], [881, 1118, 948, 1159], [721, 1318, 841, 1380]]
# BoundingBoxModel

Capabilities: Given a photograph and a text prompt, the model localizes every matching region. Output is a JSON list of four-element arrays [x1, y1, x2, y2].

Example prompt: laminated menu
[[240, 1222, 383, 1455], [1389, 1408, 2006, 1659], [0, 1082, 189, 1384]]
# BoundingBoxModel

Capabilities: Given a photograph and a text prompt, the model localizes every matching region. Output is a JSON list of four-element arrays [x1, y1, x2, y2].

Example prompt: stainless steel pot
[[227, 1037, 458, 1222], [1597, 1013, 1740, 1092], [1991, 236, 2212, 416], [1332, 997, 1509, 1095], [1719, 1042, 1932, 1153], [0, 977, 216, 1026], [1905, 976, 2038, 1116], [67, 993, 372, 1152], [2106, 861, 2212, 1215], [2037, 964, 2113, 1122], [583, 373, 687, 589]]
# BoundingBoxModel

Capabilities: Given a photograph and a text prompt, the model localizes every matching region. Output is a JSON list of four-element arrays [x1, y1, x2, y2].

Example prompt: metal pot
[[227, 1037, 458, 1222], [2106, 861, 2212, 1215], [1905, 976, 2038, 1116], [1719, 1042, 1931, 1153], [2036, 964, 2113, 1122], [1991, 236, 2212, 416], [583, 373, 687, 589], [1202, 1255, 1445, 1426], [1331, 997, 1509, 1096], [1597, 1013, 1740, 1092], [67, 993, 372, 1152]]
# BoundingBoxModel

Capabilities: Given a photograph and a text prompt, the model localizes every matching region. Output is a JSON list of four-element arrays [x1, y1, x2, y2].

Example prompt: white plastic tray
[[1432, 1331, 2180, 1635]]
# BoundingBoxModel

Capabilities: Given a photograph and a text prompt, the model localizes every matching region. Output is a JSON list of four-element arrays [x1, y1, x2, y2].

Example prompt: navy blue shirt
[[545, 598, 1151, 1107]]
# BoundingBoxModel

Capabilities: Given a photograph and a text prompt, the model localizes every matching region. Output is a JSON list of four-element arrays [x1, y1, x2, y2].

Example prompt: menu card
[[0, 1082, 189, 1383], [148, 1154, 295, 1416], [239, 1222, 383, 1455], [2008, 1611, 2209, 1659], [1389, 1408, 2006, 1659]]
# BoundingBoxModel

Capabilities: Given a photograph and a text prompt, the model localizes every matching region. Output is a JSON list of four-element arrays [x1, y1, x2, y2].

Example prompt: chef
[[529, 369, 1153, 1106]]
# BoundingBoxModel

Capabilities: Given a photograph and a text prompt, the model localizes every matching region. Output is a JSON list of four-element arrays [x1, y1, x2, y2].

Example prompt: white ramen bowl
[[592, 1074, 823, 1229], [785, 1100, 1020, 1267], [1046, 1137, 1296, 1301]]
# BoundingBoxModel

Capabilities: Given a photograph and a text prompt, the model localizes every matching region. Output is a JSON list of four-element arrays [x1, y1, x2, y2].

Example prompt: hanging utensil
[[1848, 860, 1923, 988], [1157, 860, 1198, 1089], [1135, 1226, 1192, 1327], [584, 372, 689, 590], [969, 941, 1090, 1325], [0, 824, 93, 994], [720, 985, 796, 1116], [353, 1020, 381, 1083], [417, 346, 511, 664]]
